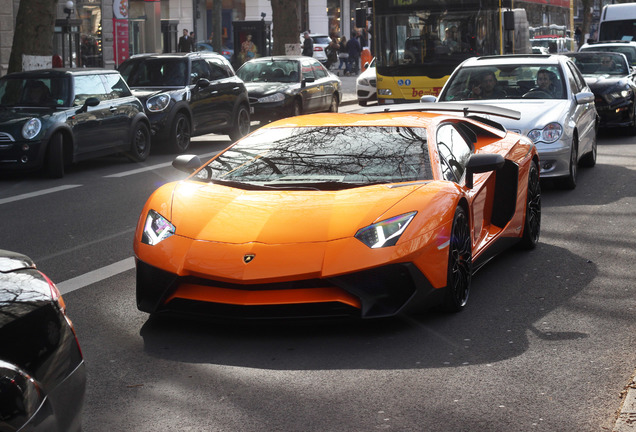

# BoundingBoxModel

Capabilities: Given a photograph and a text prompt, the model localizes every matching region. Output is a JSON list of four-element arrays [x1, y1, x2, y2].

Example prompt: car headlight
[[358, 77, 370, 86], [378, 88, 393, 96], [355, 211, 417, 249], [141, 210, 175, 245], [22, 118, 41, 140], [605, 87, 632, 103], [527, 122, 563, 144], [257, 93, 285, 103], [146, 94, 171, 112]]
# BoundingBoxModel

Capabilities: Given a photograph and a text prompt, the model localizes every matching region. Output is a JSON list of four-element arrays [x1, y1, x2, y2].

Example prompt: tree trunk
[[8, 0, 58, 74], [581, 0, 594, 43], [271, 0, 300, 55]]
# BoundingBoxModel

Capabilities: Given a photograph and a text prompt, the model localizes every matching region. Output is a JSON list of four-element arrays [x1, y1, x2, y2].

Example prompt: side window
[[566, 63, 583, 93], [208, 59, 230, 80], [102, 74, 131, 99], [191, 59, 210, 84], [568, 62, 586, 92], [73, 74, 107, 105], [312, 61, 327, 78], [436, 123, 472, 182], [301, 60, 315, 80]]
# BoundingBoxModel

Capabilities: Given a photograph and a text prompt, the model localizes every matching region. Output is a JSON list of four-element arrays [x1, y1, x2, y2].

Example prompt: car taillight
[[314, 47, 323, 52]]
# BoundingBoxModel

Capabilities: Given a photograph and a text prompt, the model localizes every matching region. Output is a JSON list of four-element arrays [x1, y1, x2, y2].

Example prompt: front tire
[[328, 94, 338, 112], [228, 104, 250, 142], [519, 161, 541, 249], [46, 133, 65, 178], [127, 122, 151, 162], [559, 139, 578, 190], [169, 113, 191, 154], [443, 206, 472, 313]]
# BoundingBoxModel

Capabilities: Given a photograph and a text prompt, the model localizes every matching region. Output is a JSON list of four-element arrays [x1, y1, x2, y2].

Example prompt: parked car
[[429, 54, 598, 189], [118, 52, 251, 152], [0, 68, 151, 178], [565, 51, 636, 133], [300, 33, 331, 65], [236, 56, 341, 123], [133, 105, 540, 319], [0, 249, 86, 431], [578, 40, 636, 68], [195, 41, 234, 61], [356, 57, 377, 106]]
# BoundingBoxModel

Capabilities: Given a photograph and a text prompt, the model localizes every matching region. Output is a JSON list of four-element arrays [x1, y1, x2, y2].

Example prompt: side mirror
[[575, 91, 595, 104], [172, 154, 203, 174], [77, 97, 100, 113], [420, 95, 437, 103], [301, 77, 315, 88], [196, 78, 211, 88], [465, 153, 505, 189]]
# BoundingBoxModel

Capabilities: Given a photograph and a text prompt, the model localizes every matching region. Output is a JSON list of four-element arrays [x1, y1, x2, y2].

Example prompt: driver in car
[[529, 68, 560, 98]]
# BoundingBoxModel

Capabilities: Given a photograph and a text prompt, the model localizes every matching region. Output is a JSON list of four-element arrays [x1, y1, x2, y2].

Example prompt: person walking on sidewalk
[[338, 36, 349, 74], [346, 31, 361, 76], [302, 31, 314, 57]]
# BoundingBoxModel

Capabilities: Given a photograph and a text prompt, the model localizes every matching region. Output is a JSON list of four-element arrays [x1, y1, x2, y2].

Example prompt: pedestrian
[[178, 29, 192, 52], [190, 31, 196, 51], [302, 31, 314, 57], [346, 31, 361, 75], [325, 35, 339, 70], [338, 36, 349, 74]]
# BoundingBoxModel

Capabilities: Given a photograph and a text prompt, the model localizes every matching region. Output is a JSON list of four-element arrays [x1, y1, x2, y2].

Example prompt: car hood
[[166, 181, 427, 244], [456, 99, 571, 132], [583, 75, 627, 90], [0, 107, 55, 125], [244, 82, 297, 97], [130, 88, 177, 102]]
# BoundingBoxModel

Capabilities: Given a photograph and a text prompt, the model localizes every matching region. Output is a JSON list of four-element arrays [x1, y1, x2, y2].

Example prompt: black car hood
[[0, 107, 55, 124], [583, 75, 627, 90], [130, 88, 167, 102], [244, 82, 298, 97]]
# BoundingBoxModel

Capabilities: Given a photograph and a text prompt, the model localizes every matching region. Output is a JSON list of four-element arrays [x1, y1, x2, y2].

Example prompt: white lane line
[[104, 151, 220, 178], [0, 185, 83, 205], [57, 256, 135, 294]]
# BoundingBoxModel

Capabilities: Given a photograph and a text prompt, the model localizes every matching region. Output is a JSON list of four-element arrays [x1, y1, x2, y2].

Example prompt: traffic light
[[356, 8, 366, 28]]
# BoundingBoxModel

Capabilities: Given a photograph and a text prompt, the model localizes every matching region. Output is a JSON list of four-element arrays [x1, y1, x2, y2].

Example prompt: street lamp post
[[63, 1, 74, 67]]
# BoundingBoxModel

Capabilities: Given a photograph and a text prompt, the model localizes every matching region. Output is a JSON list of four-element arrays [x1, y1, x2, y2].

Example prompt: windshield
[[568, 53, 629, 76], [580, 46, 636, 67], [0, 76, 70, 107], [120, 58, 188, 87], [194, 126, 431, 189], [439, 64, 566, 101], [237, 60, 300, 83]]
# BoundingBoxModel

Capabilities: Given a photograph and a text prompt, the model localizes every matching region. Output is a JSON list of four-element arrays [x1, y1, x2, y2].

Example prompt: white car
[[427, 54, 598, 189], [300, 33, 331, 65], [356, 57, 377, 106]]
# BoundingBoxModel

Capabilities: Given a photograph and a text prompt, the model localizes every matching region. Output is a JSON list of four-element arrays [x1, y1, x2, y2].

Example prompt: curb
[[614, 374, 636, 431]]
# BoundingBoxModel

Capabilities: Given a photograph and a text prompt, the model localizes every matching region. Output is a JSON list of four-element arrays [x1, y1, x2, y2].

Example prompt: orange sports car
[[133, 103, 541, 319]]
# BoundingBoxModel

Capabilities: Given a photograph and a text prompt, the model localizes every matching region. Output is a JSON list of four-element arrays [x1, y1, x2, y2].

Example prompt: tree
[[8, 0, 58, 74], [270, 0, 300, 55], [580, 0, 594, 44]]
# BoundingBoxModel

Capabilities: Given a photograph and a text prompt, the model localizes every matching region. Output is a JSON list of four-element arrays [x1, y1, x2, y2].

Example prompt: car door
[[300, 58, 322, 112], [311, 60, 332, 110], [69, 74, 113, 156], [100, 72, 137, 150], [566, 62, 597, 158]]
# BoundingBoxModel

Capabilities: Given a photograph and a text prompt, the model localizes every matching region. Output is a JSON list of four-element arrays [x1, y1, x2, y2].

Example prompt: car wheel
[[228, 104, 250, 142], [579, 133, 597, 168], [559, 139, 578, 190], [358, 100, 368, 107], [46, 133, 65, 178], [627, 103, 636, 136], [127, 122, 151, 162], [169, 113, 191, 154], [519, 161, 541, 250], [442, 206, 472, 313], [291, 99, 302, 117], [328, 94, 338, 112]]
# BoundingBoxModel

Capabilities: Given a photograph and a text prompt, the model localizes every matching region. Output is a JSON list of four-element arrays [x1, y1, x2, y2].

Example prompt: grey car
[[429, 54, 598, 189]]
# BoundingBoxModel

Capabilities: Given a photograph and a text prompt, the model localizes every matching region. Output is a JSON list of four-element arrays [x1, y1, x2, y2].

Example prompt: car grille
[[0, 132, 15, 149], [369, 79, 376, 87]]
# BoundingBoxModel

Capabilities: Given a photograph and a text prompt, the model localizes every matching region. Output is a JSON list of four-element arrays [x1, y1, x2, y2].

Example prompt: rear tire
[[46, 133, 65, 178], [127, 122, 151, 162], [442, 206, 472, 312], [228, 104, 250, 142], [519, 162, 541, 250]]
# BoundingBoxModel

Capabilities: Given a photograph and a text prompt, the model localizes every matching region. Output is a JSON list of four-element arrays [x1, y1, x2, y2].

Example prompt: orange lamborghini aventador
[[133, 103, 541, 319]]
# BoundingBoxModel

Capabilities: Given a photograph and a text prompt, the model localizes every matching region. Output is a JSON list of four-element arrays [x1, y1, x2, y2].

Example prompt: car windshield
[[312, 36, 331, 45], [237, 60, 300, 83], [0, 76, 70, 107], [439, 64, 566, 101], [121, 58, 188, 87], [568, 53, 629, 76], [194, 126, 431, 189], [580, 46, 636, 66]]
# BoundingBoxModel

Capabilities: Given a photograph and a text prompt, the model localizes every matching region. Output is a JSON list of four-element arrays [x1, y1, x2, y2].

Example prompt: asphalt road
[[1, 116, 635, 431]]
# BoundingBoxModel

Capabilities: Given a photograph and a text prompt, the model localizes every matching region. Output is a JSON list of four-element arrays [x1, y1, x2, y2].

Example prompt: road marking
[[104, 151, 220, 178], [0, 185, 82, 205], [57, 256, 135, 294]]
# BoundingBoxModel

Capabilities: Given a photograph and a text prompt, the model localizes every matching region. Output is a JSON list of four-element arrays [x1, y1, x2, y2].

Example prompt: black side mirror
[[196, 78, 211, 88], [465, 153, 505, 189], [77, 97, 100, 113], [172, 154, 203, 174]]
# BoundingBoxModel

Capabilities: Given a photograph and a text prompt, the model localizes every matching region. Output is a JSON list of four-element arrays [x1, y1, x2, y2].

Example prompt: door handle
[[109, 106, 117, 112]]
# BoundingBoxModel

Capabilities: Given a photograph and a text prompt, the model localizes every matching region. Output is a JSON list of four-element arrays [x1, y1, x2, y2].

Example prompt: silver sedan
[[427, 54, 598, 189]]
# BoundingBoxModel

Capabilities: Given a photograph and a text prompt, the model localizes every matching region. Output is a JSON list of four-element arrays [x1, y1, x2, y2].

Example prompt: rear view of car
[[301, 34, 331, 65], [0, 249, 86, 432]]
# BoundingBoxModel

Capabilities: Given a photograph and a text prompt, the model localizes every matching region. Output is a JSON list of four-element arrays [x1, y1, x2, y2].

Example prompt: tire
[[228, 104, 251, 142], [626, 104, 636, 136], [46, 133, 65, 178], [169, 113, 191, 154], [559, 139, 578, 190], [442, 206, 472, 313], [579, 133, 597, 168], [127, 122, 151, 162], [358, 100, 367, 107], [291, 99, 302, 117], [328, 94, 338, 112], [518, 161, 541, 250]]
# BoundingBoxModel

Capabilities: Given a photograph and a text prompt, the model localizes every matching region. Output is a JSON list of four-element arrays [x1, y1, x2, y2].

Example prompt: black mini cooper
[[118, 52, 251, 153], [0, 69, 151, 178]]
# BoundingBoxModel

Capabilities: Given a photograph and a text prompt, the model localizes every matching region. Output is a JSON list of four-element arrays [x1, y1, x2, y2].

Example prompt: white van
[[598, 3, 636, 41]]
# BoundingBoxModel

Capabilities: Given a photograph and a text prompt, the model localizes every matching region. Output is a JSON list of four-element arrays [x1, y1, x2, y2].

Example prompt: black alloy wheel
[[127, 122, 151, 162], [443, 206, 472, 312], [229, 104, 250, 142], [169, 113, 191, 153], [46, 132, 65, 178], [519, 161, 541, 249]]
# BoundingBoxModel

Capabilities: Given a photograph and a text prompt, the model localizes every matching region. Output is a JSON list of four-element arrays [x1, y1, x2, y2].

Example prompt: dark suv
[[0, 69, 151, 178], [118, 52, 251, 152]]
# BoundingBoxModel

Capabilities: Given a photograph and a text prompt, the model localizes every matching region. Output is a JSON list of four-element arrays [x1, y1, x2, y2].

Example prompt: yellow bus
[[373, 0, 574, 104]]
